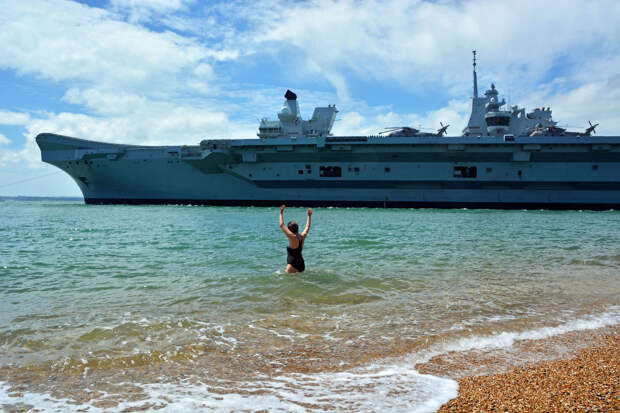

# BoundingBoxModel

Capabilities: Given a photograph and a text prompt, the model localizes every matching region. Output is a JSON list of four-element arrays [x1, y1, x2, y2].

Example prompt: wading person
[[279, 205, 312, 273]]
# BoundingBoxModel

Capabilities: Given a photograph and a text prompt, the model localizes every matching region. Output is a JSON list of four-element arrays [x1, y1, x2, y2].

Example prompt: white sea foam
[[1, 367, 458, 413], [2, 308, 618, 412], [1, 382, 91, 412], [121, 367, 457, 413], [439, 307, 620, 356]]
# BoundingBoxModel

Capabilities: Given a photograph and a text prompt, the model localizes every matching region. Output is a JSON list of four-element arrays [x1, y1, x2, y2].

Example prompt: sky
[[1, 0, 620, 197]]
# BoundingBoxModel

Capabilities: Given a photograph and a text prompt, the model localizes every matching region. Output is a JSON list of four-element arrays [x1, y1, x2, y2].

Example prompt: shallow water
[[1, 201, 619, 411]]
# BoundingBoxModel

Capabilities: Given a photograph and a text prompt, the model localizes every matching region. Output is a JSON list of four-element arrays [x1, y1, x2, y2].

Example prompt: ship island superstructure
[[37, 53, 620, 209]]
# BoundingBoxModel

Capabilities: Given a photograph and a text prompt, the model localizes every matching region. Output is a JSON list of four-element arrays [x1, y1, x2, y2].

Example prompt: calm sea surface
[[1, 200, 619, 411]]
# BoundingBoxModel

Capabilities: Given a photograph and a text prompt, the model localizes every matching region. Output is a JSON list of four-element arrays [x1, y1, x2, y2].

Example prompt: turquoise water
[[1, 201, 619, 411]]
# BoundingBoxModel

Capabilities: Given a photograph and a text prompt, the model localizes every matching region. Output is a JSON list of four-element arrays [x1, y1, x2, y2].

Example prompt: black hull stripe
[[84, 198, 620, 210]]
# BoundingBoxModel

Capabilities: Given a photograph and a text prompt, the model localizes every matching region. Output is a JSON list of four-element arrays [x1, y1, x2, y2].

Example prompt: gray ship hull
[[36, 133, 620, 210]]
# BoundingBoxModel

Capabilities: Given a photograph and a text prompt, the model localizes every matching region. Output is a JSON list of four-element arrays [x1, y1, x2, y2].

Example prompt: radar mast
[[473, 50, 478, 98]]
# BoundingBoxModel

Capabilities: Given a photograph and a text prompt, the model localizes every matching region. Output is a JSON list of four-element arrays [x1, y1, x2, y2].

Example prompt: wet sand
[[431, 327, 619, 412]]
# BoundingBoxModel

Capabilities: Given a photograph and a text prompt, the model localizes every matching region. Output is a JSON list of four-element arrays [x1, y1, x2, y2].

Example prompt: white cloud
[[0, 149, 25, 169], [0, 0, 223, 93], [514, 53, 620, 134], [0, 161, 80, 196], [192, 63, 215, 79], [24, 107, 234, 146], [335, 111, 368, 135], [110, 0, 190, 12], [0, 136, 38, 170], [332, 99, 469, 136], [62, 88, 144, 116], [0, 110, 30, 125], [4, 0, 619, 127], [0, 133, 11, 144], [110, 0, 193, 23], [546, 79, 620, 135], [231, 0, 620, 100]]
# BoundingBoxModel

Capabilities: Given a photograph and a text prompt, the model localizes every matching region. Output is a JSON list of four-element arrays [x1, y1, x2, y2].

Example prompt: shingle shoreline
[[437, 328, 619, 412]]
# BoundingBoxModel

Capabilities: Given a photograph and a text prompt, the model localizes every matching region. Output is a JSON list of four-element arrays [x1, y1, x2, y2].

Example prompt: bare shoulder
[[288, 234, 302, 248]]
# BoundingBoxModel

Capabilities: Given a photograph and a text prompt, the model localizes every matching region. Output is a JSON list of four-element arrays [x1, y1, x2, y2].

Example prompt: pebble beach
[[434, 326, 619, 412]]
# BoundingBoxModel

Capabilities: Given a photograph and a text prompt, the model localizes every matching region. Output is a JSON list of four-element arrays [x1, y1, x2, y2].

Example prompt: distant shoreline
[[0, 196, 83, 202]]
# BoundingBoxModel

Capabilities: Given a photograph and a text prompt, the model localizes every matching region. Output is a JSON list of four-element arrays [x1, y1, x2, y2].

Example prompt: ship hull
[[36, 133, 620, 210], [83, 198, 618, 210]]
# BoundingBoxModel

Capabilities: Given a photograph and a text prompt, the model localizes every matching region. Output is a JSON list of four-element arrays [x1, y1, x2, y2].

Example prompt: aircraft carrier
[[36, 54, 620, 209]]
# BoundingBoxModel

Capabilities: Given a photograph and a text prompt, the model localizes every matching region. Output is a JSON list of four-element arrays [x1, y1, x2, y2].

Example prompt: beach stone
[[437, 329, 620, 412]]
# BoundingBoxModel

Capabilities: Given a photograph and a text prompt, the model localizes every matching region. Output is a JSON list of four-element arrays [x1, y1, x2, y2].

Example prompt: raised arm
[[301, 208, 312, 237], [279, 205, 295, 238]]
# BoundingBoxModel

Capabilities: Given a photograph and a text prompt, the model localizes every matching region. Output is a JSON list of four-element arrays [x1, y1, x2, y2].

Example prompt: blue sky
[[1, 0, 620, 196]]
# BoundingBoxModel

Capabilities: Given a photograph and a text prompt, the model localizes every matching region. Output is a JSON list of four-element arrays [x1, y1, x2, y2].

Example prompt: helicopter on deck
[[379, 122, 450, 137], [528, 121, 599, 137]]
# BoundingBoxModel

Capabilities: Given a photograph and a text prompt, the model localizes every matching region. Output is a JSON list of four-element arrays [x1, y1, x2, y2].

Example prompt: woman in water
[[279, 205, 312, 273]]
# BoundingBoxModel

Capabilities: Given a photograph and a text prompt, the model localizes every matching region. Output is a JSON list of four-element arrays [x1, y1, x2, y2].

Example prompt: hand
[[307, 208, 313, 216], [280, 204, 286, 213]]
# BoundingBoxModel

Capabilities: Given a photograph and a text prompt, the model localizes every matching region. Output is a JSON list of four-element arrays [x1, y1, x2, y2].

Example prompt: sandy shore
[[435, 328, 619, 412]]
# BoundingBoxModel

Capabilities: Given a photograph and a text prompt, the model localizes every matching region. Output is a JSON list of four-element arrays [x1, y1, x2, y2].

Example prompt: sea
[[1, 200, 619, 412]]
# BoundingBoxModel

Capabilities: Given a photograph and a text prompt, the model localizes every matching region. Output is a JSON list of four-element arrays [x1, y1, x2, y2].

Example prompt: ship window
[[518, 170, 522, 177], [384, 167, 391, 173], [305, 164, 311, 169], [354, 167, 360, 172], [298, 169, 304, 175], [259, 127, 281, 133], [307, 169, 312, 174], [453, 166, 477, 178], [592, 165, 599, 170], [486, 167, 493, 173], [319, 166, 342, 177], [486, 116, 510, 126]]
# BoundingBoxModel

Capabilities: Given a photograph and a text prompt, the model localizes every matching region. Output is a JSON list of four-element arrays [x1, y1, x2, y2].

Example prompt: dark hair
[[287, 221, 299, 234]]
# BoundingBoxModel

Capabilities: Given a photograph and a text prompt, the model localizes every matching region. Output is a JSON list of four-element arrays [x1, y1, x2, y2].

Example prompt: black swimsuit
[[286, 236, 305, 272]]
